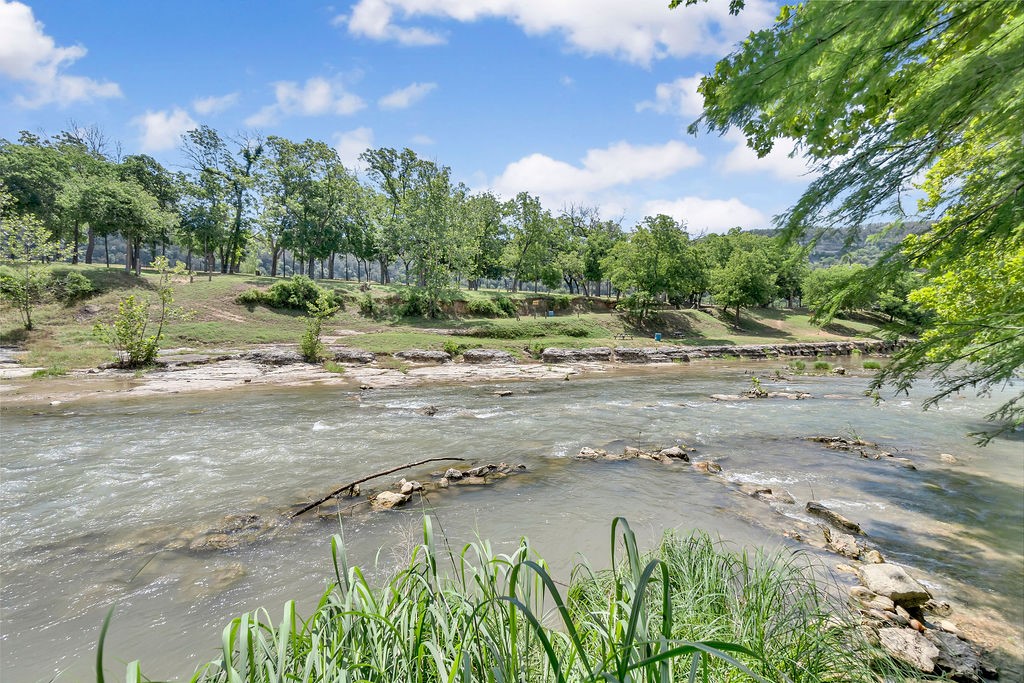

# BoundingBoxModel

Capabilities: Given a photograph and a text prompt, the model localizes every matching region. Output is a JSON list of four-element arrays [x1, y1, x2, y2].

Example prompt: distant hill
[[747, 222, 931, 265]]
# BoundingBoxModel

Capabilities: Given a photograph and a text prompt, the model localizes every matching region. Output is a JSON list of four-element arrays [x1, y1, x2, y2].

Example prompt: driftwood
[[291, 457, 466, 518]]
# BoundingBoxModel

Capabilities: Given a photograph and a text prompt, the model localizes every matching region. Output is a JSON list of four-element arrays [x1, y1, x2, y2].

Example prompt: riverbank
[[0, 339, 901, 406]]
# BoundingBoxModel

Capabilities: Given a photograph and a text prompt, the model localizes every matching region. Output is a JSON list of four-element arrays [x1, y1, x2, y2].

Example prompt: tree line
[[2, 125, 928, 324]]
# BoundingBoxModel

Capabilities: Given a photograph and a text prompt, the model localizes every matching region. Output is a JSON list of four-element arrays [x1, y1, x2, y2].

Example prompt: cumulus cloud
[[192, 92, 239, 115], [492, 140, 703, 209], [378, 81, 436, 110], [0, 0, 121, 107], [335, 2, 446, 46], [335, 0, 775, 65], [719, 130, 815, 182], [245, 77, 365, 126], [132, 108, 197, 152], [636, 74, 704, 118], [642, 196, 767, 234], [334, 126, 375, 168]]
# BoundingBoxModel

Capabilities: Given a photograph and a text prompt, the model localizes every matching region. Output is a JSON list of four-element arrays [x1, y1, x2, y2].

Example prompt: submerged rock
[[692, 460, 723, 474], [659, 446, 691, 461], [878, 628, 940, 673], [805, 501, 863, 534], [858, 564, 932, 607], [371, 491, 410, 510], [416, 405, 438, 416], [575, 446, 608, 460]]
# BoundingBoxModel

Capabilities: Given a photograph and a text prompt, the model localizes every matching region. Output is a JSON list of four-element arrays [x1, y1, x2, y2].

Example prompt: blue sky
[[0, 0, 816, 233]]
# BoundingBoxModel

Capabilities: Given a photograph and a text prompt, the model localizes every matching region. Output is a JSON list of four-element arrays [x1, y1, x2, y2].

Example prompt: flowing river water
[[1, 361, 1022, 681]]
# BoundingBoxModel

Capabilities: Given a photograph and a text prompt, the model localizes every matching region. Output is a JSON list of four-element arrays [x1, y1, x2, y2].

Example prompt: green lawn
[[1, 265, 884, 371]]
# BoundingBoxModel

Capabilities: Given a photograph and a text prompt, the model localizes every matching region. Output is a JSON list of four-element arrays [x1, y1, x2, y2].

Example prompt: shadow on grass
[[0, 327, 30, 345]]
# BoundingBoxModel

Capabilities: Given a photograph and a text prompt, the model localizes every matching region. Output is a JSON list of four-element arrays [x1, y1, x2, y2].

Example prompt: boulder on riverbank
[[330, 347, 376, 364], [462, 349, 517, 364], [394, 349, 452, 363], [540, 347, 612, 363], [857, 563, 932, 608]]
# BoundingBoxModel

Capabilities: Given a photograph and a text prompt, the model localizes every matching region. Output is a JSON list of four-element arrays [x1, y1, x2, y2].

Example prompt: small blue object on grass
[[548, 310, 554, 317], [654, 333, 662, 341]]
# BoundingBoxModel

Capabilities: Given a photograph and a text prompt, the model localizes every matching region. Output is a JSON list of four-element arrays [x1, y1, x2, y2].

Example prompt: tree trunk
[[186, 246, 192, 272], [307, 255, 315, 278], [72, 221, 80, 264], [328, 252, 335, 280], [270, 248, 279, 277], [103, 235, 110, 267], [85, 226, 95, 264], [134, 242, 142, 276]]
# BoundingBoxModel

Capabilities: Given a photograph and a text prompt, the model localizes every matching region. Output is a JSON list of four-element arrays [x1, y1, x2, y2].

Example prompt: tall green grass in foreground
[[103, 517, 910, 682]]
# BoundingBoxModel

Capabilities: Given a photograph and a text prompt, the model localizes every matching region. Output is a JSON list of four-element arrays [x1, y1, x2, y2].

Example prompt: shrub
[[235, 288, 269, 308], [863, 360, 882, 370], [495, 296, 519, 317], [236, 277, 342, 312], [550, 293, 572, 310], [323, 360, 345, 374], [442, 339, 477, 357], [789, 360, 806, 373], [48, 271, 94, 303], [358, 292, 384, 318], [527, 342, 545, 358], [465, 298, 505, 317], [300, 293, 339, 363], [396, 288, 429, 317], [94, 295, 159, 367], [814, 360, 831, 371], [268, 275, 323, 309]]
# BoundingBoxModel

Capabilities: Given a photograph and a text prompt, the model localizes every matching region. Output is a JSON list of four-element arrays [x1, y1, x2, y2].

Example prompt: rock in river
[[857, 563, 932, 607], [805, 501, 863, 534], [372, 491, 410, 510]]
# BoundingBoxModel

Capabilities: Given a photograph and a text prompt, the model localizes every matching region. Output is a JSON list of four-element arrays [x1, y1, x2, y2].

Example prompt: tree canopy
[[685, 0, 1024, 435]]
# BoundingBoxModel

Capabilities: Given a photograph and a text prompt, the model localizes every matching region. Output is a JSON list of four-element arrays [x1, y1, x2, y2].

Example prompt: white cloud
[[492, 140, 703, 209], [560, 75, 574, 87], [643, 197, 767, 234], [378, 81, 437, 110], [336, 0, 775, 65], [720, 130, 815, 182], [411, 134, 435, 145], [192, 92, 239, 115], [0, 0, 121, 107], [334, 127, 375, 168], [245, 77, 365, 126], [636, 74, 703, 118], [132, 108, 197, 152], [338, 1, 446, 46]]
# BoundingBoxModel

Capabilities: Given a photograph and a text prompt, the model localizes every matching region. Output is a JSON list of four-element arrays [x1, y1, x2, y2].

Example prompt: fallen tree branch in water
[[291, 457, 467, 518]]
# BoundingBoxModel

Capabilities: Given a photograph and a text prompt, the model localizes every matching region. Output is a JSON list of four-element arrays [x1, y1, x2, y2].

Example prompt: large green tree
[[685, 0, 1024, 433]]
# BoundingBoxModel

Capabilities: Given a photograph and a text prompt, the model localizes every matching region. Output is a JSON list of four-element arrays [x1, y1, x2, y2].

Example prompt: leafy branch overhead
[[684, 0, 1024, 435]]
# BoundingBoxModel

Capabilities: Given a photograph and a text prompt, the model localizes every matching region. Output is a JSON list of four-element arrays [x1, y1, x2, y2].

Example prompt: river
[[1, 361, 1022, 681]]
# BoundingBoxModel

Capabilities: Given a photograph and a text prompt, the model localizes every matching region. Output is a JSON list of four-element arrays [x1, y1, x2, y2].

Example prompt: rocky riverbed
[[0, 340, 901, 406]]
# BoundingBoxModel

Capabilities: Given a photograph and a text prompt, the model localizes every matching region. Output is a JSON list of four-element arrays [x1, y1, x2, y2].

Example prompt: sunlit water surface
[[2, 362, 1022, 681]]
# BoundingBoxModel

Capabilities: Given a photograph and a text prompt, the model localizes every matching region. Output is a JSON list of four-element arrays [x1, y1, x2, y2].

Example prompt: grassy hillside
[[0, 264, 886, 372]]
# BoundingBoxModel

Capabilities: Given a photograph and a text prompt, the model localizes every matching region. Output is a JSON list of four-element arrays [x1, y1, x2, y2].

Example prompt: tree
[[0, 184, 68, 329], [712, 248, 776, 324], [685, 0, 1024, 432], [802, 264, 875, 317], [604, 215, 700, 322]]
